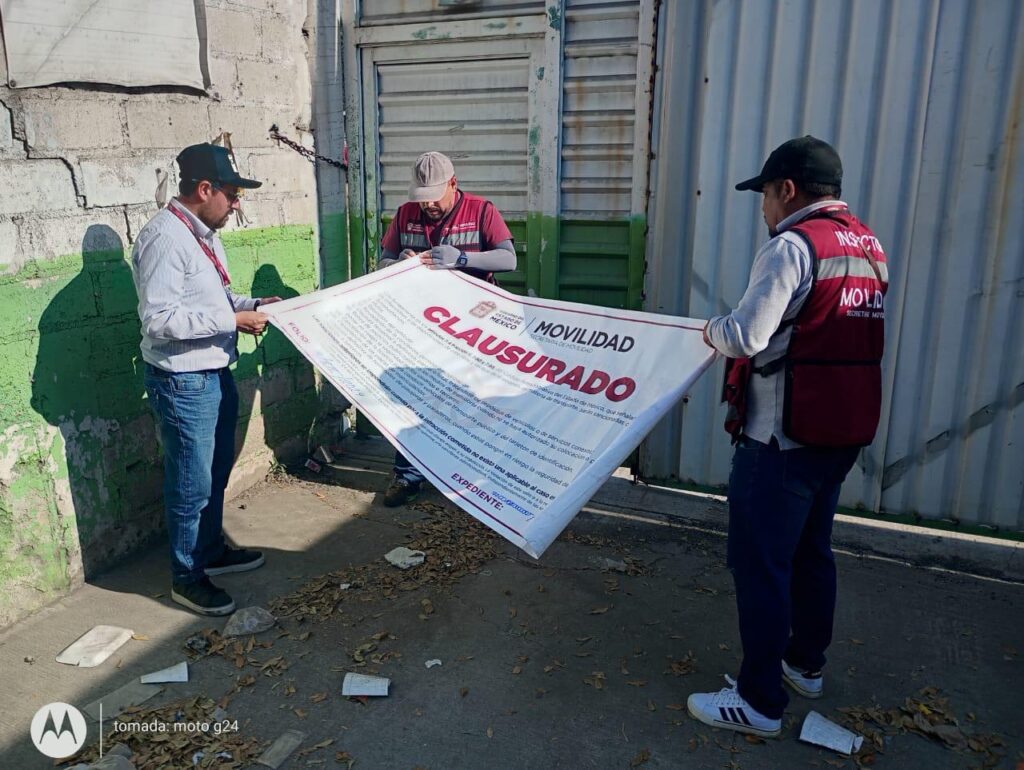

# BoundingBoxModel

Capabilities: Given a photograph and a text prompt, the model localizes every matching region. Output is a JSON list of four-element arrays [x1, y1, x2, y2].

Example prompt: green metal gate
[[340, 0, 656, 311]]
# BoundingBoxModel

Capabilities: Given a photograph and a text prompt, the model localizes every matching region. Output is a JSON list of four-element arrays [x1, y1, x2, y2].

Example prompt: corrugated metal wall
[[557, 0, 649, 308], [376, 59, 530, 217], [643, 0, 1024, 530], [561, 0, 639, 217], [360, 1, 544, 26]]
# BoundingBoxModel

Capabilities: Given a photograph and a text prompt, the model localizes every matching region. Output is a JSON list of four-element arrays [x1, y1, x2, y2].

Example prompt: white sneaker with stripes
[[782, 660, 824, 698], [686, 676, 782, 738]]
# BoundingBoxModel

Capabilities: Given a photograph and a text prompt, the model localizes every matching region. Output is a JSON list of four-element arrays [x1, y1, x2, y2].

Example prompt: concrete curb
[[588, 471, 1024, 584], [338, 437, 1024, 583]]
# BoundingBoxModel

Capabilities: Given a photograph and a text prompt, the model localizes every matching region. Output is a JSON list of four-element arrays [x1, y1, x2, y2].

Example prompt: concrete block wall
[[0, 0, 329, 627]]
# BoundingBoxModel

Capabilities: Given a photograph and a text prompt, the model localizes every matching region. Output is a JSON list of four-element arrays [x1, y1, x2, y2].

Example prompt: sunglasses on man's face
[[212, 183, 244, 204]]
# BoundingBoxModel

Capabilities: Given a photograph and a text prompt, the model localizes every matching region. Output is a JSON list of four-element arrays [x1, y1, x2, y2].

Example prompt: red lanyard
[[168, 204, 231, 286]]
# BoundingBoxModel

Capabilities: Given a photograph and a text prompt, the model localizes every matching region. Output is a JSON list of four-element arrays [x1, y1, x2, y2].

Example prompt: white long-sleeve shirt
[[705, 200, 848, 449], [131, 199, 258, 372]]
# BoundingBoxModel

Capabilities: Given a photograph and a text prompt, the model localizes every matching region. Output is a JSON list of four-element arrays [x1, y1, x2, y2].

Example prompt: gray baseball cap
[[408, 151, 455, 202]]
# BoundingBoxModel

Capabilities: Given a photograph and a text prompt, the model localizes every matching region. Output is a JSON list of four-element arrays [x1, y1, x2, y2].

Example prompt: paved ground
[[1, 437, 1021, 769]]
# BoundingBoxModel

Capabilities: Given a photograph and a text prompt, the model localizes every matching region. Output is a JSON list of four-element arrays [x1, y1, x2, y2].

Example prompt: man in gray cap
[[377, 151, 517, 507], [131, 143, 282, 616]]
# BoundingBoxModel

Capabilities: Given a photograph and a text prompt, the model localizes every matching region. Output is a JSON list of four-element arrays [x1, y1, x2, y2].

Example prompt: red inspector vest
[[392, 192, 499, 283], [724, 205, 888, 447]]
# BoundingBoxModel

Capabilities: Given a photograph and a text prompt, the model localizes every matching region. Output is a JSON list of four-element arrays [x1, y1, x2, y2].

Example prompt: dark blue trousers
[[144, 365, 237, 584], [727, 436, 858, 719], [393, 451, 424, 485]]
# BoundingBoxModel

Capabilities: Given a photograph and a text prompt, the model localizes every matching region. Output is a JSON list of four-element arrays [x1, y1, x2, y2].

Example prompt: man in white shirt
[[687, 137, 887, 737], [132, 143, 281, 616]]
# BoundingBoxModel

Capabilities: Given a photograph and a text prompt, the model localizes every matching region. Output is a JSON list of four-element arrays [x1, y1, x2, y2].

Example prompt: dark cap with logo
[[176, 143, 262, 189], [735, 135, 842, 192]]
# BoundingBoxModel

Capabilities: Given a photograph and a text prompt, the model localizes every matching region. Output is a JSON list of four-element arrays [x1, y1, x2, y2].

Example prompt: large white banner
[[263, 262, 715, 557]]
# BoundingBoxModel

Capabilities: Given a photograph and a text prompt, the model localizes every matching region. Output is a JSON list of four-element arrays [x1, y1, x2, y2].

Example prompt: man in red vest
[[687, 137, 888, 737], [377, 151, 517, 506]]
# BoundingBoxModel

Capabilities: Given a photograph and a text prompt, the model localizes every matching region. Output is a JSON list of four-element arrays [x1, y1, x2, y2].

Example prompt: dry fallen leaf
[[626, 680, 648, 687], [583, 671, 607, 690], [666, 703, 685, 711], [744, 734, 764, 745], [293, 708, 307, 719], [511, 666, 523, 675], [664, 651, 697, 676], [131, 634, 149, 641], [298, 738, 335, 757], [486, 726, 494, 739], [459, 687, 469, 698], [311, 692, 328, 703], [589, 606, 611, 615], [630, 748, 651, 767]]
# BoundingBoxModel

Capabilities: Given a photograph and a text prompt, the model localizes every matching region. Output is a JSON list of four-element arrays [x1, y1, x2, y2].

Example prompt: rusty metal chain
[[269, 124, 347, 171]]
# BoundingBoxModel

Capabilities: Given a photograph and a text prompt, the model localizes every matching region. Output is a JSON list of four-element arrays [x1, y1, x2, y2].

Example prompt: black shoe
[[205, 546, 265, 576], [171, 577, 235, 616], [382, 477, 421, 507]]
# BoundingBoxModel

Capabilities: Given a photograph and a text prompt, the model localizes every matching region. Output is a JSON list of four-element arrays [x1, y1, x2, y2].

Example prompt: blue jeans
[[393, 451, 424, 485], [727, 436, 858, 719], [144, 364, 238, 584]]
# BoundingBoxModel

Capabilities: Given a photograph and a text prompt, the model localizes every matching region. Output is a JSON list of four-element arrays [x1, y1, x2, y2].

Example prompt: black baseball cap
[[735, 135, 842, 192], [176, 143, 262, 189]]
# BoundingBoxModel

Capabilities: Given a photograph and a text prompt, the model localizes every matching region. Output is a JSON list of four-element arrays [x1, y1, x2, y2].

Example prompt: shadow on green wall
[[234, 263, 310, 463], [30, 224, 156, 578], [28, 235, 317, 588]]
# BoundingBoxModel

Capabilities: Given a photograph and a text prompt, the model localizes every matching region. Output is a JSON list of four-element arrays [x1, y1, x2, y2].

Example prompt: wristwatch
[[455, 252, 468, 268]]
